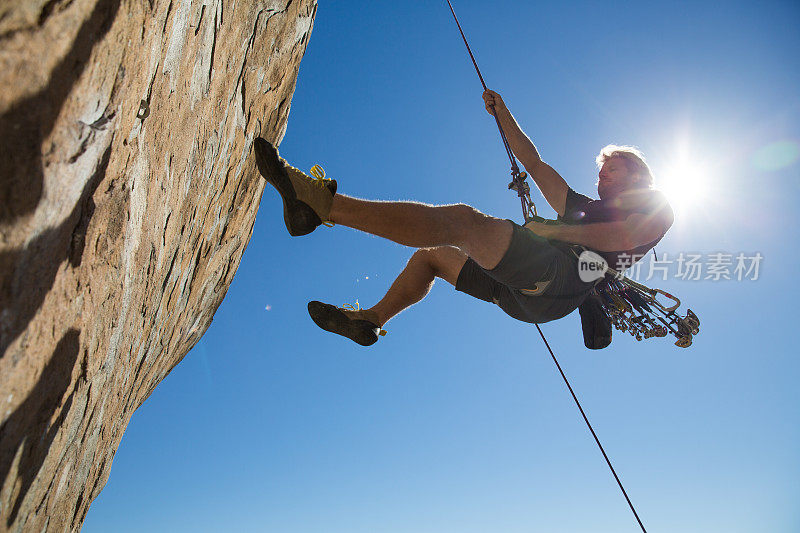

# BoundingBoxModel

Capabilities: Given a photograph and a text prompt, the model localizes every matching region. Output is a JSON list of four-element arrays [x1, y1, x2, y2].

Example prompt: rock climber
[[254, 89, 674, 346]]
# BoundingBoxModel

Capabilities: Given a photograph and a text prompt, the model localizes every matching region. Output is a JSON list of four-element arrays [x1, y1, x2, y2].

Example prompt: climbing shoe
[[253, 137, 336, 236], [307, 301, 387, 347]]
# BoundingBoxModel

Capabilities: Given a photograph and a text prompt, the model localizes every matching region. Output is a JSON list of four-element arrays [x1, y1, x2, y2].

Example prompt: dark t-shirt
[[559, 187, 673, 271]]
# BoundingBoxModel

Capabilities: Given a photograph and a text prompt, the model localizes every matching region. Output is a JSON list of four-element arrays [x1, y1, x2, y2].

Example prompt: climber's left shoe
[[307, 301, 387, 347], [253, 137, 336, 236]]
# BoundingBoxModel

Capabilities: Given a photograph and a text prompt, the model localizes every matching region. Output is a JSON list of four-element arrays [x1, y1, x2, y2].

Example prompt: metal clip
[[675, 335, 693, 348], [651, 289, 681, 314], [508, 178, 530, 195], [683, 309, 700, 335]]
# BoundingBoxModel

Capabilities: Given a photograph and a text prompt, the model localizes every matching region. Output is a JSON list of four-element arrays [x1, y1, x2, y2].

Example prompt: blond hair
[[596, 145, 654, 188]]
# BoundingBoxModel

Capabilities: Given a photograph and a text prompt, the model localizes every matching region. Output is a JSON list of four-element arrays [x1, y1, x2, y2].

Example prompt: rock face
[[0, 0, 316, 529]]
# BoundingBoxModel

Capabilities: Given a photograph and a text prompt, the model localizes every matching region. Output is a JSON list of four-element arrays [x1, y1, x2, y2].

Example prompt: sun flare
[[657, 160, 710, 212]]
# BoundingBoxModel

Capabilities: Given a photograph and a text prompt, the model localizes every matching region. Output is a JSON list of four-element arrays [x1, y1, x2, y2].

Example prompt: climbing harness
[[443, 2, 704, 531]]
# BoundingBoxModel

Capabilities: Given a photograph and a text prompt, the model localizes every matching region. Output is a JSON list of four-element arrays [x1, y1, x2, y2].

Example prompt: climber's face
[[597, 157, 639, 199]]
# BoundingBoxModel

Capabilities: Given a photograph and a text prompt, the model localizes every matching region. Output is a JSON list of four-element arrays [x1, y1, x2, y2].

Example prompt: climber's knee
[[414, 246, 468, 286], [438, 203, 490, 245]]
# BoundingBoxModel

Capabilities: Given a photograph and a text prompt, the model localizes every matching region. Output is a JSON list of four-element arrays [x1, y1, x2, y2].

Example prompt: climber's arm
[[525, 212, 673, 252], [483, 90, 569, 216]]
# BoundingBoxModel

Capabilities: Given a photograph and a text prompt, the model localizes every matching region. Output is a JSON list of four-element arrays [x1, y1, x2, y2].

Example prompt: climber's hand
[[483, 89, 507, 116]]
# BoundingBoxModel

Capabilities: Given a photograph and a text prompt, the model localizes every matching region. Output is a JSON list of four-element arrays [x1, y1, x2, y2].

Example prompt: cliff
[[0, 0, 316, 530]]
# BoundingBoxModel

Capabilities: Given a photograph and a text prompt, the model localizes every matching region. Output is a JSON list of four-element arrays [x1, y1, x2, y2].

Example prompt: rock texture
[[0, 0, 316, 530]]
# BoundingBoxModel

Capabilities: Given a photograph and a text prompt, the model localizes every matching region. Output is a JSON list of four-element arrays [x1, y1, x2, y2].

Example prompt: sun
[[657, 160, 710, 213]]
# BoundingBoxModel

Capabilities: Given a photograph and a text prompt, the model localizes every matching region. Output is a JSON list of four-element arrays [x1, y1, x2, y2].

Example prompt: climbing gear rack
[[596, 275, 700, 347]]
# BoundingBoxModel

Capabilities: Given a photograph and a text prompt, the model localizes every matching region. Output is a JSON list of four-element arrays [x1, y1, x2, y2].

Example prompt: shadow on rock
[[0, 0, 121, 224], [0, 144, 109, 360], [0, 328, 82, 526]]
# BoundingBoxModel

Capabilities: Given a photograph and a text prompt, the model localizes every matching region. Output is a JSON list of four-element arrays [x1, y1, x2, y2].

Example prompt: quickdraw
[[596, 275, 700, 348]]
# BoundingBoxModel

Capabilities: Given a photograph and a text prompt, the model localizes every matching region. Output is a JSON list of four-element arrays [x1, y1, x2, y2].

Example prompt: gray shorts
[[455, 221, 595, 324]]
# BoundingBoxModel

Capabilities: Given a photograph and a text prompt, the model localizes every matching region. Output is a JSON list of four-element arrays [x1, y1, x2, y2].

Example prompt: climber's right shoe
[[307, 301, 387, 347], [253, 137, 336, 236]]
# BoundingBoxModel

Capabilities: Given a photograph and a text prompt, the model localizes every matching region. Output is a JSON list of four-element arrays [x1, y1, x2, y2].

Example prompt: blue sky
[[85, 1, 799, 531]]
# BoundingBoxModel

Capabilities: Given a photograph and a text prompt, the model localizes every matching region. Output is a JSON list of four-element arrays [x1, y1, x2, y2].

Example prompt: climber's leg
[[366, 246, 467, 326], [329, 195, 513, 270], [307, 246, 466, 346], [254, 137, 512, 267]]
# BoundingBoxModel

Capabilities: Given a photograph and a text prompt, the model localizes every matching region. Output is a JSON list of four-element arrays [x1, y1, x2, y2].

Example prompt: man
[[254, 90, 673, 346]]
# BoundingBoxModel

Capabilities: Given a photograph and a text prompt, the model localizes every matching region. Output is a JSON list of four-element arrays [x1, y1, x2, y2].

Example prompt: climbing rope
[[444, 2, 648, 531], [445, 0, 537, 221]]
